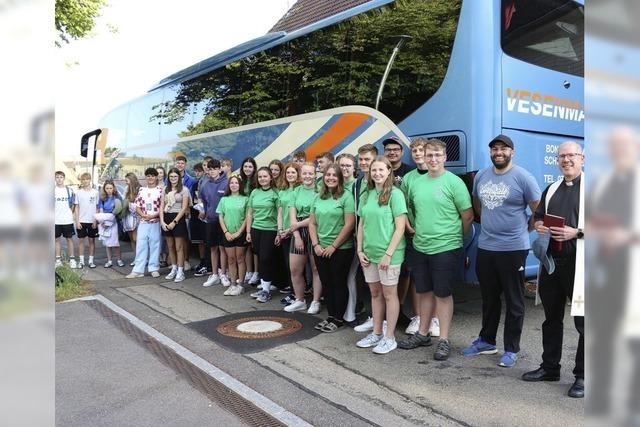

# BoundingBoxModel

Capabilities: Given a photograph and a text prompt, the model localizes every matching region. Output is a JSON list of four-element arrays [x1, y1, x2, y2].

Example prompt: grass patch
[[55, 265, 94, 302]]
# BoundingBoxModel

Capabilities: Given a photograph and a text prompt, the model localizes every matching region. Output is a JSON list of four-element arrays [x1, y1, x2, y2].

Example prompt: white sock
[[171, 265, 177, 272], [89, 256, 94, 263], [260, 279, 271, 291], [177, 267, 184, 274], [79, 256, 85, 263]]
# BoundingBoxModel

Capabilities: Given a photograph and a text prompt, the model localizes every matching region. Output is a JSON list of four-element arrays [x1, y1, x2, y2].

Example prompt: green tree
[[55, 0, 108, 47]]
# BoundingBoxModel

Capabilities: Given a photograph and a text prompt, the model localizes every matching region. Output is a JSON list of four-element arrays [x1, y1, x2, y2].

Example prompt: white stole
[[535, 173, 585, 317]]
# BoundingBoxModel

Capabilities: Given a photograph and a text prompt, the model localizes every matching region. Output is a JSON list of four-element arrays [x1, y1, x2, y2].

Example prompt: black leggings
[[315, 247, 355, 321], [251, 228, 277, 282]]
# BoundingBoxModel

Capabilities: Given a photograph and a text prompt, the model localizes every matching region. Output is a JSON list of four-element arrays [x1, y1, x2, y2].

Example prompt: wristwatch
[[576, 228, 584, 239]]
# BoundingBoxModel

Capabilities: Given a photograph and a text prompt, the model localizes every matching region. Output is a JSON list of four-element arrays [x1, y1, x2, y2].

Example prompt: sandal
[[314, 319, 329, 330], [321, 321, 344, 333]]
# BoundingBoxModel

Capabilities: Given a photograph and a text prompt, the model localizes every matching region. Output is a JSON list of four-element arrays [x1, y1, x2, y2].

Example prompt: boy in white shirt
[[55, 171, 77, 268], [74, 172, 99, 268]]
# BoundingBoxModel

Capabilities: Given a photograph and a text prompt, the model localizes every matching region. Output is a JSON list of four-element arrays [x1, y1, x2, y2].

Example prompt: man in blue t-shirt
[[462, 134, 541, 368]]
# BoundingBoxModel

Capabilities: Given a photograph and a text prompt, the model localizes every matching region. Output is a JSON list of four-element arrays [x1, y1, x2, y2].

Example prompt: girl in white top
[[160, 168, 191, 282]]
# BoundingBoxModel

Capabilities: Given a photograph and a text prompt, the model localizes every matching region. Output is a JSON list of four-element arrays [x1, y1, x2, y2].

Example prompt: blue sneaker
[[498, 351, 518, 367], [461, 337, 498, 356]]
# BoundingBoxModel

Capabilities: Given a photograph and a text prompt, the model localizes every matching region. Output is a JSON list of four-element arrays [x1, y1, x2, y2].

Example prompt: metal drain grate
[[85, 299, 286, 427]]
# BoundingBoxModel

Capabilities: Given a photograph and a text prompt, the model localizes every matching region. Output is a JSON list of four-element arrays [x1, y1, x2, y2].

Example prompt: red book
[[544, 214, 565, 252]]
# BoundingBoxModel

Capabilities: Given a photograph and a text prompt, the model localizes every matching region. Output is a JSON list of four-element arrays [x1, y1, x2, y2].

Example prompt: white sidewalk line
[[79, 294, 313, 427]]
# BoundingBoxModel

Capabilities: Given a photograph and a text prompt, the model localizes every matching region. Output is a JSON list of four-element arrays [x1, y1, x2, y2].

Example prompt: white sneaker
[[55, 259, 62, 268], [221, 274, 231, 287], [130, 261, 135, 266], [126, 272, 144, 279], [244, 271, 252, 282], [78, 262, 85, 269], [165, 269, 177, 280], [428, 317, 440, 337], [203, 274, 221, 287], [248, 272, 260, 285], [104, 260, 113, 268], [184, 261, 191, 271], [69, 259, 77, 269], [405, 315, 420, 335], [372, 337, 397, 355], [354, 317, 374, 332], [307, 301, 321, 315], [150, 271, 160, 278], [356, 332, 383, 348], [174, 272, 185, 282], [224, 285, 244, 296], [284, 299, 307, 312], [116, 259, 125, 267]]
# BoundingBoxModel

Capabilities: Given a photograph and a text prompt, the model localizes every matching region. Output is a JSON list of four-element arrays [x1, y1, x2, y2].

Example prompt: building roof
[[270, 0, 373, 33]]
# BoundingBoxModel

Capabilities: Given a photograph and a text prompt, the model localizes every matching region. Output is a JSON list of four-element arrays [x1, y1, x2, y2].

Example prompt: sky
[[55, 0, 291, 163]]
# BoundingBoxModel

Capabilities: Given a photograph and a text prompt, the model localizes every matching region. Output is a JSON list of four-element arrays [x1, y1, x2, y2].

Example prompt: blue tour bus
[[82, 0, 584, 281]]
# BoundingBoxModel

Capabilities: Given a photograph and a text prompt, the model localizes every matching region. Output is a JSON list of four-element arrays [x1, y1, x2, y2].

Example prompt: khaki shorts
[[362, 262, 401, 286]]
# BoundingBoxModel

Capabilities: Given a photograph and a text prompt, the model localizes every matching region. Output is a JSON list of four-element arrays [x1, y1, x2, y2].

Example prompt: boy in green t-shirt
[[398, 139, 473, 362]]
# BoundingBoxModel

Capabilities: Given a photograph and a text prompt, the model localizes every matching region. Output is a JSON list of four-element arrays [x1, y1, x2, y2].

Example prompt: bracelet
[[313, 243, 320, 248], [173, 220, 178, 225], [384, 252, 392, 257], [330, 244, 336, 249]]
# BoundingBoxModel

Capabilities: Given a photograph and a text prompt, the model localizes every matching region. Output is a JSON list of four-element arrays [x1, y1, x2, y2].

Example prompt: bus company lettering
[[506, 88, 584, 122]]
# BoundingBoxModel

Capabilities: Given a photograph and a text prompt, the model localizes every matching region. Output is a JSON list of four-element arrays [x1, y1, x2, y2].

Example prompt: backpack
[[65, 186, 75, 209]]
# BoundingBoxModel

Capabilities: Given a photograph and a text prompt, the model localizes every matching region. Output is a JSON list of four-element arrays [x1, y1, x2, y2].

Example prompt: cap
[[382, 136, 403, 148], [532, 232, 555, 274], [488, 134, 514, 149]]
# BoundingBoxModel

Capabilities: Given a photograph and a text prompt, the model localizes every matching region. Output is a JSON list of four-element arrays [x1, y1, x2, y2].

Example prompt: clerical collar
[[564, 174, 582, 187]]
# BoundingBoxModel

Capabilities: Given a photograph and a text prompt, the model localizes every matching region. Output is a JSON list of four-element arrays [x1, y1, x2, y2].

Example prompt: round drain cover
[[216, 315, 302, 339], [236, 320, 283, 334]]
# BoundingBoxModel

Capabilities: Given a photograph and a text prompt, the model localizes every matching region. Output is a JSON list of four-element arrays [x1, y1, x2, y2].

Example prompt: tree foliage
[[151, 0, 461, 138], [55, 0, 108, 47]]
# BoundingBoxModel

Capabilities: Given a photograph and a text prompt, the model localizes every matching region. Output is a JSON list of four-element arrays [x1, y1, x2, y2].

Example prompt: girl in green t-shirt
[[246, 167, 281, 302], [356, 157, 407, 355], [216, 175, 249, 296], [309, 164, 356, 332], [286, 162, 322, 314], [275, 161, 300, 298], [240, 157, 258, 284]]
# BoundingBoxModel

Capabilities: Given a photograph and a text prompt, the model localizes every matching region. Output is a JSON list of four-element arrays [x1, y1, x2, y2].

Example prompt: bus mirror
[[80, 129, 102, 158]]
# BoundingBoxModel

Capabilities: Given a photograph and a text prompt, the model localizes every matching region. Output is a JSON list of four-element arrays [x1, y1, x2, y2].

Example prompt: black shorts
[[55, 224, 75, 238], [161, 212, 189, 238], [290, 226, 311, 255], [205, 221, 223, 247], [189, 208, 205, 243], [412, 247, 463, 298], [76, 222, 98, 238], [221, 231, 248, 248], [399, 240, 416, 278]]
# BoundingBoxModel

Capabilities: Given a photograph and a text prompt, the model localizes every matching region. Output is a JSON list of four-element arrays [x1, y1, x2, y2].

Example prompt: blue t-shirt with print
[[472, 165, 541, 251]]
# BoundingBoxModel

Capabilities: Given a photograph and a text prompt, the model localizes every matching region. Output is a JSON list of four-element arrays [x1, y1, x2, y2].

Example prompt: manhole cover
[[217, 316, 302, 339]]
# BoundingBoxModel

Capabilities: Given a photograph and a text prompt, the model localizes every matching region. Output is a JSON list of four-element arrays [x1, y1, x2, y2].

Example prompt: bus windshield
[[502, 0, 583, 77]]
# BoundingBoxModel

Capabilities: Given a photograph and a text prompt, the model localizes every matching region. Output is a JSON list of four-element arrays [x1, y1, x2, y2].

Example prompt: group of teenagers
[[55, 133, 585, 398]]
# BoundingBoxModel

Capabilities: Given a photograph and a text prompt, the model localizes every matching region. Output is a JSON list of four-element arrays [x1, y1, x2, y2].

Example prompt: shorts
[[76, 222, 98, 238], [205, 221, 223, 247], [221, 231, 248, 248], [412, 247, 463, 297], [399, 240, 417, 279], [55, 224, 75, 238], [362, 262, 402, 286], [290, 225, 311, 255], [189, 208, 205, 243], [161, 212, 189, 238]]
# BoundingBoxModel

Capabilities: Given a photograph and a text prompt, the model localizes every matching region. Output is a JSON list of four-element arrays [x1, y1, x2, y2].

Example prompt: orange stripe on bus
[[304, 113, 370, 160]]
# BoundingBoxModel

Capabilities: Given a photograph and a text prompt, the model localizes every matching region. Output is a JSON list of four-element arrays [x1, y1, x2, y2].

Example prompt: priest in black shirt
[[522, 141, 585, 399]]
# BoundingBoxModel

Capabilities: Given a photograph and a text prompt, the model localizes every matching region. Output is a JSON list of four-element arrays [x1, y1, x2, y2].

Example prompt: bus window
[[502, 0, 583, 77]]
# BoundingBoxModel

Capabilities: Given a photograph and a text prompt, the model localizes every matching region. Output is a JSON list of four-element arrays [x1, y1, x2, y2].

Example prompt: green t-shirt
[[411, 171, 472, 255], [216, 195, 248, 234], [291, 185, 317, 219], [278, 187, 295, 230], [248, 187, 279, 231], [358, 187, 407, 265], [344, 177, 355, 193], [400, 168, 428, 226], [311, 190, 355, 249]]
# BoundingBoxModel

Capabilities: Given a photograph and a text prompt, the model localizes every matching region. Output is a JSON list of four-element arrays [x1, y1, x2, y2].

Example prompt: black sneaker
[[434, 339, 451, 361], [280, 294, 295, 306], [193, 266, 209, 277], [397, 332, 432, 350], [279, 286, 292, 294]]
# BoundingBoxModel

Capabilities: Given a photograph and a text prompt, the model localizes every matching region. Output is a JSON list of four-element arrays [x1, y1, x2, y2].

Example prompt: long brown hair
[[165, 167, 184, 194], [364, 156, 394, 206], [223, 175, 246, 197], [100, 179, 121, 202], [279, 162, 301, 190], [319, 163, 345, 200], [124, 172, 140, 202], [269, 159, 286, 190]]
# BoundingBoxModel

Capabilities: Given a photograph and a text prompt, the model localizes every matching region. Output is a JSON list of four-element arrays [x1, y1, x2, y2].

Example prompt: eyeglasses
[[425, 153, 444, 159], [557, 153, 582, 160]]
